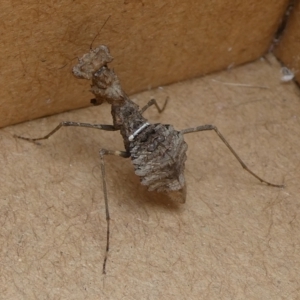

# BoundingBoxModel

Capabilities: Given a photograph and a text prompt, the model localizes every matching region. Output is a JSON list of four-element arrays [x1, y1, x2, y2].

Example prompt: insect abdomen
[[130, 124, 188, 193]]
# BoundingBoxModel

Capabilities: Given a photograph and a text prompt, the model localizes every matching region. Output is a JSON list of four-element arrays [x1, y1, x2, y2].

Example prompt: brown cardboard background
[[0, 0, 289, 127], [1, 54, 300, 299], [275, 1, 300, 83]]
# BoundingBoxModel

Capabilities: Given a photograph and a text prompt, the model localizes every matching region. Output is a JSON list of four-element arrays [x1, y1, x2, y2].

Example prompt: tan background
[[1, 54, 300, 299], [2, 0, 300, 299], [0, 0, 289, 127]]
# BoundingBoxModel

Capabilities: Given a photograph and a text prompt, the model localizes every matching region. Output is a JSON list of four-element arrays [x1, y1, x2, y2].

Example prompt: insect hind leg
[[181, 124, 284, 188], [99, 149, 130, 274]]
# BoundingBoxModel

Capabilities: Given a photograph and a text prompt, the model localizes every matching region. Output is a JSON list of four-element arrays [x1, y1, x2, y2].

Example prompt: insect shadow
[[15, 45, 284, 274]]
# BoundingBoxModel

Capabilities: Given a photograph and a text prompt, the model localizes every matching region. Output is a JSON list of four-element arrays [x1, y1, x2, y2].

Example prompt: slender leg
[[181, 125, 284, 188], [99, 149, 130, 274], [14, 121, 118, 142], [140, 97, 169, 114]]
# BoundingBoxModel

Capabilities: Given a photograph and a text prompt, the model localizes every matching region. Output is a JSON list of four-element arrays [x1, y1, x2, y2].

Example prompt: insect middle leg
[[99, 149, 130, 274], [181, 124, 284, 188], [14, 121, 118, 142]]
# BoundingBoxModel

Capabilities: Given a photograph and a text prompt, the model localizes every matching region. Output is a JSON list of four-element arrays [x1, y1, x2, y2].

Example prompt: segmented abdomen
[[130, 124, 188, 194]]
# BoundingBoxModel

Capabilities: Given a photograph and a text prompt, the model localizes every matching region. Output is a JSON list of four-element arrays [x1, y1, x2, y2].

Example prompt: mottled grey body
[[111, 97, 187, 197], [130, 123, 187, 193]]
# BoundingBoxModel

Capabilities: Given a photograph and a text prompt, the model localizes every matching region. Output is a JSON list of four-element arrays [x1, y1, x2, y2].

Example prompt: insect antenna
[[90, 15, 111, 50]]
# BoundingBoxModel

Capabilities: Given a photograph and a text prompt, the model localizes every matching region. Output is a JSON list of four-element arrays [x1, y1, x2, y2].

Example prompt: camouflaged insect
[[73, 45, 188, 202]]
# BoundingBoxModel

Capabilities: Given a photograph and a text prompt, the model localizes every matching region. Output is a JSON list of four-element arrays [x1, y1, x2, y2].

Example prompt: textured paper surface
[[1, 54, 300, 299]]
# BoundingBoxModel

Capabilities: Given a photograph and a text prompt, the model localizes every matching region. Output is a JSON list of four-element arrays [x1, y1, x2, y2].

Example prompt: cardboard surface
[[0, 0, 289, 127], [1, 54, 300, 299], [275, 1, 300, 84]]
